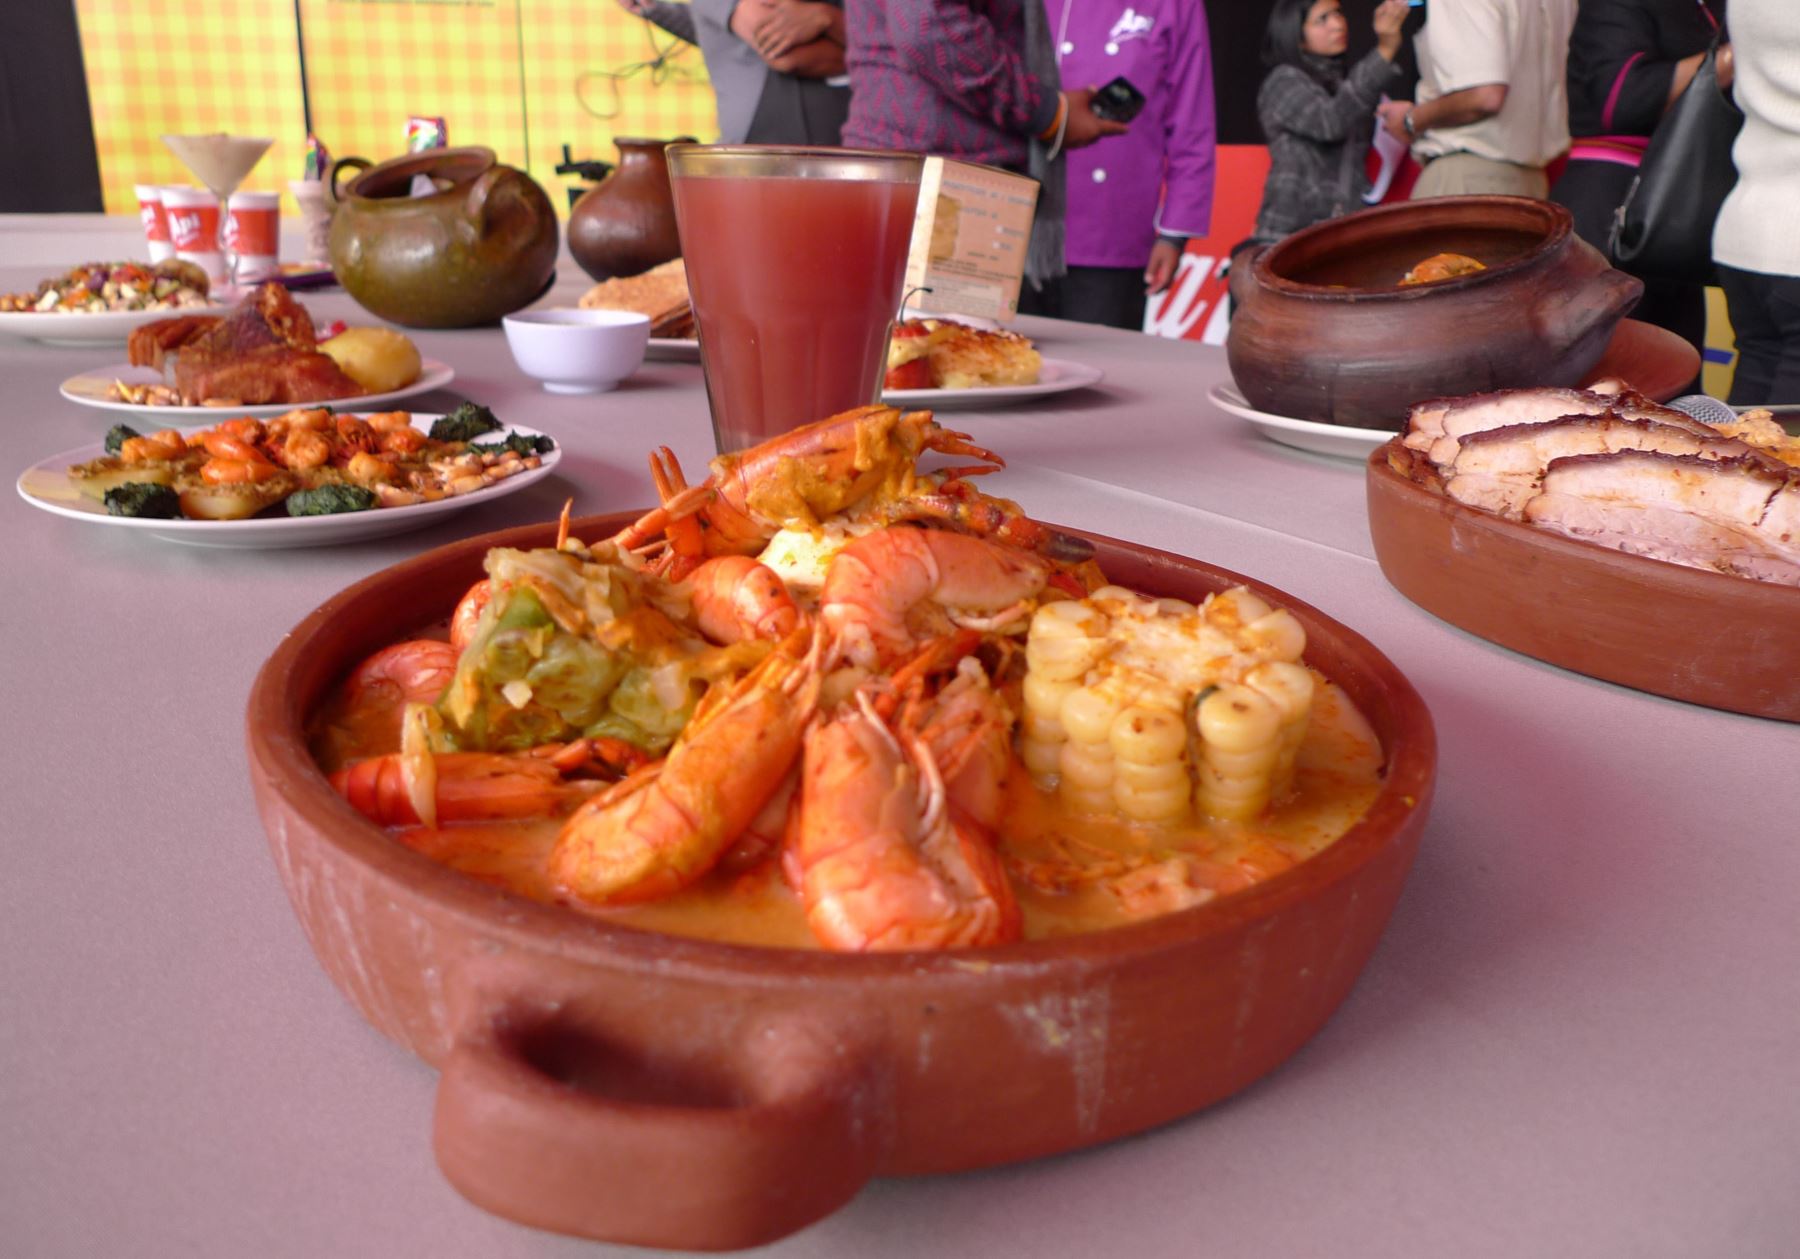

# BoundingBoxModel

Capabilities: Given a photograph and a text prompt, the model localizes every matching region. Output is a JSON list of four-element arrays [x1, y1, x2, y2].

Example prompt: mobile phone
[[1090, 76, 1146, 124]]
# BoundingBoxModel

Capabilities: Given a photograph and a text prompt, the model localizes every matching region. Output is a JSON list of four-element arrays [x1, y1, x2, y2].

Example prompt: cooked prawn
[[333, 750, 590, 827], [347, 639, 461, 709], [819, 526, 1049, 668], [687, 555, 800, 645], [119, 428, 188, 463], [550, 626, 823, 904], [791, 686, 1021, 951], [612, 405, 1005, 560], [449, 580, 494, 651]]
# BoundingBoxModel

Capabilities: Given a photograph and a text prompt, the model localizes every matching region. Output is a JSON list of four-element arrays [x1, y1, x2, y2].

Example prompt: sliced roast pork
[[1404, 384, 1713, 467], [1523, 451, 1800, 585], [1443, 414, 1770, 517]]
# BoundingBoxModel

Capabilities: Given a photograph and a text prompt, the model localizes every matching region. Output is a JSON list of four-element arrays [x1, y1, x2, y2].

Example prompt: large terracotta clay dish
[[1367, 443, 1800, 722], [245, 512, 1436, 1250]]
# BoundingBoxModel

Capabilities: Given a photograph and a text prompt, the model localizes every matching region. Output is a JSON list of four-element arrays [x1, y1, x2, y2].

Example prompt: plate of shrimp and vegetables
[[310, 404, 1388, 950], [17, 402, 558, 547]]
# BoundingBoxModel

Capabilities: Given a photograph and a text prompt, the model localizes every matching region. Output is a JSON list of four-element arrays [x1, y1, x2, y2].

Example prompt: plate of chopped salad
[[14, 403, 561, 548], [0, 260, 220, 346]]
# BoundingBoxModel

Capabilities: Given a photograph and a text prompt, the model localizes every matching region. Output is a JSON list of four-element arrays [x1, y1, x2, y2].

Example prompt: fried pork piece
[[128, 313, 223, 371], [175, 350, 364, 406], [125, 282, 363, 406], [1523, 451, 1800, 584], [1404, 383, 1715, 467], [1443, 414, 1773, 517]]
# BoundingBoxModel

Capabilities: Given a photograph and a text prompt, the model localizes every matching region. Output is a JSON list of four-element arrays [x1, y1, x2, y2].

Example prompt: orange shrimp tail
[[650, 447, 708, 566], [333, 752, 574, 827], [610, 480, 717, 552], [690, 555, 801, 645]]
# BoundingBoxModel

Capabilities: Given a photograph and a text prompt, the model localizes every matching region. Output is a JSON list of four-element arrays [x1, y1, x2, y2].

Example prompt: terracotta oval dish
[[1227, 196, 1643, 429], [245, 511, 1437, 1250], [1367, 444, 1800, 722]]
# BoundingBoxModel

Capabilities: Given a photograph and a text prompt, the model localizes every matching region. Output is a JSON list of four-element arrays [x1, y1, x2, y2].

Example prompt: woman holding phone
[[1024, 0, 1217, 329], [1550, 0, 1726, 375], [1245, 0, 1411, 251]]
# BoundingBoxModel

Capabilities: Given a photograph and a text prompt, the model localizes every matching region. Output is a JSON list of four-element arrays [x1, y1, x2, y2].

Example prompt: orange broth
[[313, 674, 1383, 947]]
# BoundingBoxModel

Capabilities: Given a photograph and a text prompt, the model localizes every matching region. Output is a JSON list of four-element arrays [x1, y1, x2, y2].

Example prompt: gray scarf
[[1023, 0, 1066, 288]]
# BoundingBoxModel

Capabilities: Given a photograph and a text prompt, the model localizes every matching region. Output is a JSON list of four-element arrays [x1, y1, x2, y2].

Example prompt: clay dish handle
[[328, 156, 371, 203], [464, 166, 513, 241], [433, 1002, 886, 1248], [1541, 266, 1644, 351]]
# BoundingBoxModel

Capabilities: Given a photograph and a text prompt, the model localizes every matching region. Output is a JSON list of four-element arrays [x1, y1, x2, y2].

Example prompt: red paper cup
[[162, 186, 226, 284], [134, 184, 174, 263], [227, 191, 281, 282]]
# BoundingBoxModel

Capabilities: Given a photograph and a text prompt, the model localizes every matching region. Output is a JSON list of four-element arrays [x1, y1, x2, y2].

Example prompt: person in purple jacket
[[1045, 0, 1217, 329]]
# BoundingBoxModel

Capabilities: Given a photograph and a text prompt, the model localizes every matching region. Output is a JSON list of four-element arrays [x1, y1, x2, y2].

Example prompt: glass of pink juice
[[667, 145, 924, 454]]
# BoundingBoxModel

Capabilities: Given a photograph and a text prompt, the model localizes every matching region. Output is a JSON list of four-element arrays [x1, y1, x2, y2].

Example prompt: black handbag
[[1610, 43, 1743, 285]]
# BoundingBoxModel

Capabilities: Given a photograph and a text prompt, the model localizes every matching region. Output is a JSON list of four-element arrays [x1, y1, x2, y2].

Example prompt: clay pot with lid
[[1227, 196, 1644, 429], [245, 511, 1436, 1250], [566, 137, 693, 282], [328, 146, 558, 328]]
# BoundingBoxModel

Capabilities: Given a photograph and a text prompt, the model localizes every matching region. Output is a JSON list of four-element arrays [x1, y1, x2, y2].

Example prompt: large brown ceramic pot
[[245, 513, 1437, 1251], [566, 137, 691, 282], [1227, 196, 1644, 429], [328, 146, 559, 328]]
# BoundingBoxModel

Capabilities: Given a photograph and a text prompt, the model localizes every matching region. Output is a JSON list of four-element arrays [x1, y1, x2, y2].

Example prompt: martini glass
[[160, 132, 274, 292]]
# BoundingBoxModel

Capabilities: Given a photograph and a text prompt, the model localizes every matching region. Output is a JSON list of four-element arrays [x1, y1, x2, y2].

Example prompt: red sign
[[1146, 146, 1269, 343]]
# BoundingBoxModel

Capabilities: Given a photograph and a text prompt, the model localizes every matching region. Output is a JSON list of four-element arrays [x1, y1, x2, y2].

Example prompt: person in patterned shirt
[[840, 0, 1122, 176]]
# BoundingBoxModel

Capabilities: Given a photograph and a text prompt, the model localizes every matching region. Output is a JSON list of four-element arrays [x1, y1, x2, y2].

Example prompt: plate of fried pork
[[1368, 383, 1800, 721], [58, 281, 453, 417]]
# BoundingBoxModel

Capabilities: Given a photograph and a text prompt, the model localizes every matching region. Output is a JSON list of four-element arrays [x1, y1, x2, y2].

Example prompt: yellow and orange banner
[[75, 0, 717, 218]]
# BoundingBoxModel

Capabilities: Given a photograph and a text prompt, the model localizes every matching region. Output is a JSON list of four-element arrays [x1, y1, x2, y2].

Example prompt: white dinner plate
[[59, 358, 457, 418], [16, 413, 560, 549], [646, 337, 700, 362], [1207, 382, 1401, 460], [0, 303, 227, 348], [883, 357, 1104, 410]]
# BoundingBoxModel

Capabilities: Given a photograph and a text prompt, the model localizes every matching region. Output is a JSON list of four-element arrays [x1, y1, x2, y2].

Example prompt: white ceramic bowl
[[501, 309, 651, 394]]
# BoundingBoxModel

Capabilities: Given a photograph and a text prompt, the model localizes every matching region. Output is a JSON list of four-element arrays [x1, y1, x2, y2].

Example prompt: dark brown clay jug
[[328, 146, 559, 329], [566, 137, 692, 282], [1227, 196, 1644, 429]]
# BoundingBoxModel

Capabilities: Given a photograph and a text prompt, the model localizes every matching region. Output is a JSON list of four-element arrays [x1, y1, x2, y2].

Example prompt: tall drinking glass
[[667, 145, 924, 455]]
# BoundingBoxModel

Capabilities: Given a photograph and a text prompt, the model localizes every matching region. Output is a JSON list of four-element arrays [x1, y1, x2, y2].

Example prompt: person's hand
[[728, 0, 776, 46], [1372, 0, 1409, 58], [1716, 42, 1734, 90], [1144, 239, 1183, 296], [1376, 98, 1413, 143], [749, 0, 833, 60], [1061, 88, 1130, 150]]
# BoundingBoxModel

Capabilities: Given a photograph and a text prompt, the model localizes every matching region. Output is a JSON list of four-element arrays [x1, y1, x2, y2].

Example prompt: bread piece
[[579, 258, 689, 324]]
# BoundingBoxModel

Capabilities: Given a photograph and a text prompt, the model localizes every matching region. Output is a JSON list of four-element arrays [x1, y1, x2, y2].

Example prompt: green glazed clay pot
[[329, 146, 559, 329]]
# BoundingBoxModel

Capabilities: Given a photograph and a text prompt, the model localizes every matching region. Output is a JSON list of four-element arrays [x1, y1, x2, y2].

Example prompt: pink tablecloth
[[2, 216, 1796, 1259]]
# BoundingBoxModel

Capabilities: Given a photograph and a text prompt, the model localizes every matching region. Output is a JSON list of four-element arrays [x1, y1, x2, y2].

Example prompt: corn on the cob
[[1020, 582, 1318, 824]]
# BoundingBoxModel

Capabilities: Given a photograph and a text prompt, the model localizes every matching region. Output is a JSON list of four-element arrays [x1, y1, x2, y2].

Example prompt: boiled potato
[[178, 474, 296, 521], [319, 327, 422, 394], [68, 456, 175, 500]]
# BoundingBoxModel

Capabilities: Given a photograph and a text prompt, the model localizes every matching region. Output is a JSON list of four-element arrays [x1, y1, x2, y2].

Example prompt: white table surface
[[3, 216, 1796, 1259]]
